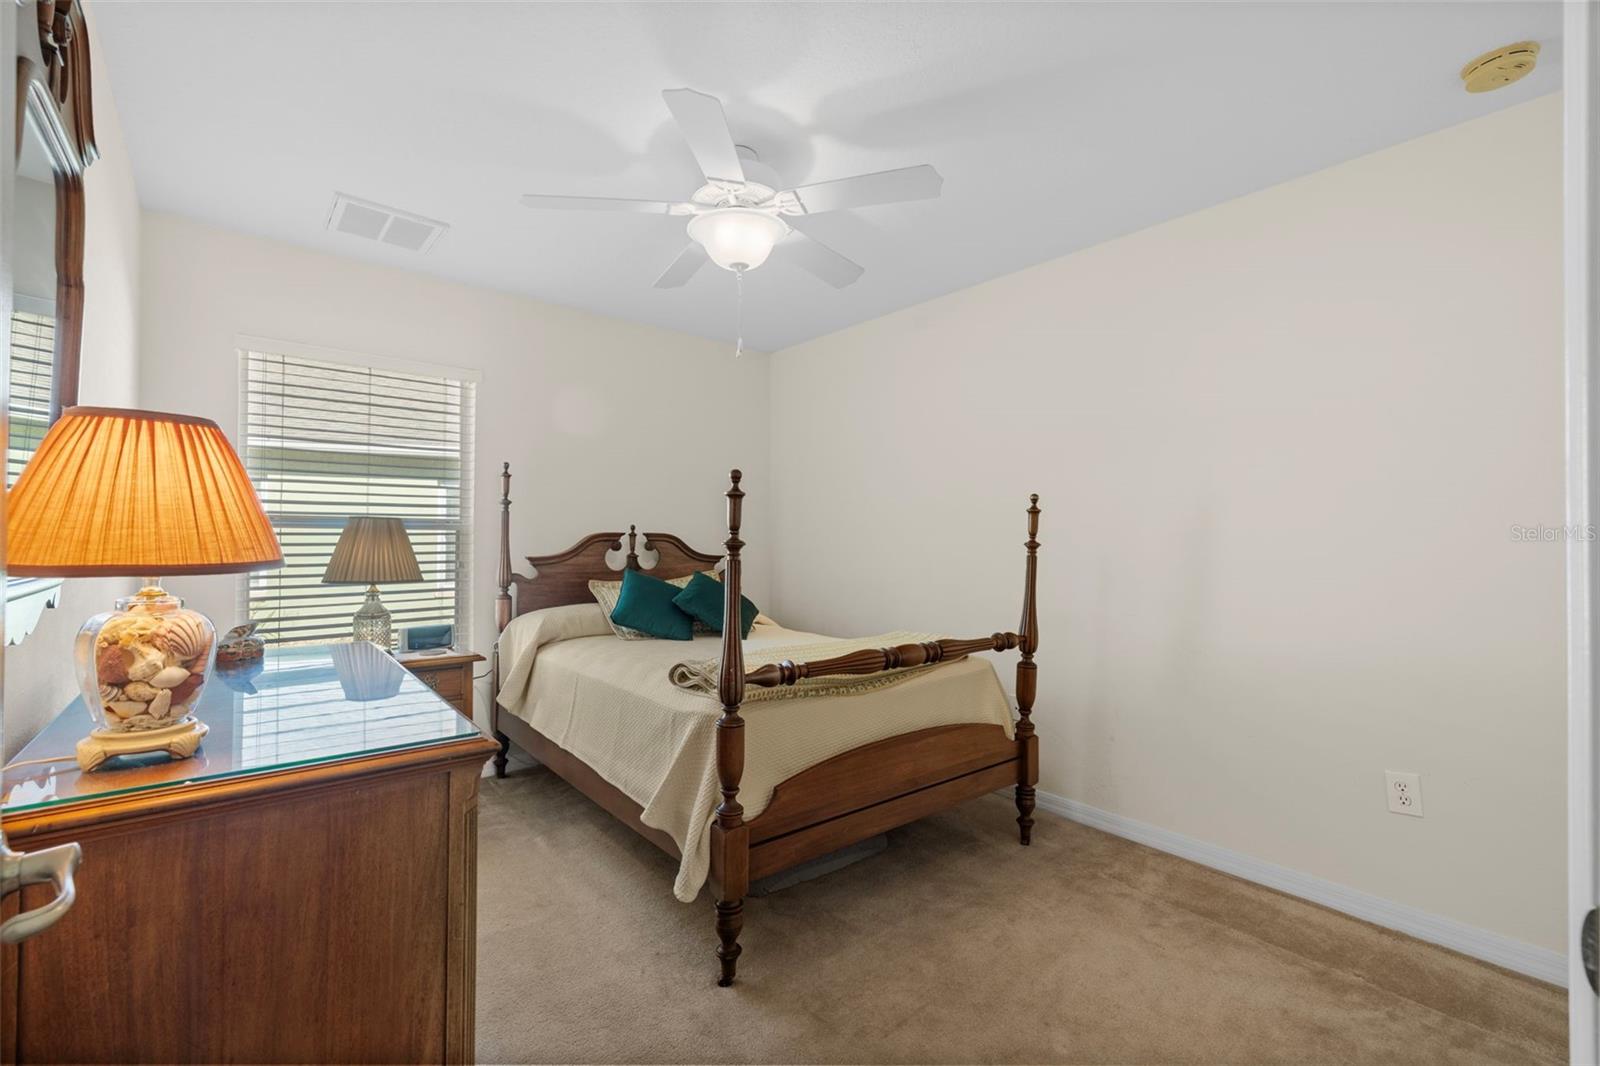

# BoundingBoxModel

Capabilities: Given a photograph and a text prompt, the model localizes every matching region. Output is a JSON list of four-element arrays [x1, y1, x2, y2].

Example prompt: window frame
[[234, 335, 480, 649]]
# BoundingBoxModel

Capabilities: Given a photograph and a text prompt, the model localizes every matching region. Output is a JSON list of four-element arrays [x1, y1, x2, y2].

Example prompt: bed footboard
[[710, 473, 1041, 985], [744, 722, 1019, 877]]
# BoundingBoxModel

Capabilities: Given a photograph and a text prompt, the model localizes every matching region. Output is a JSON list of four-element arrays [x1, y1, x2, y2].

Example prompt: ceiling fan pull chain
[[734, 265, 745, 358]]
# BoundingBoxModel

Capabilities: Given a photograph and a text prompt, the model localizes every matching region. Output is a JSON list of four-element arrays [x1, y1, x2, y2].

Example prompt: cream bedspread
[[495, 603, 1015, 901]]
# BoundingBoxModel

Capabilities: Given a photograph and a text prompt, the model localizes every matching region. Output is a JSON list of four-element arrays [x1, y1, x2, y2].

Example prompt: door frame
[[1568, 2, 1599, 1061]]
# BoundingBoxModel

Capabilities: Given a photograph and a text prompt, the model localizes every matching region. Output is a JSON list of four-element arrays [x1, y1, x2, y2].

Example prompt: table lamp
[[321, 516, 421, 649], [7, 407, 282, 770]]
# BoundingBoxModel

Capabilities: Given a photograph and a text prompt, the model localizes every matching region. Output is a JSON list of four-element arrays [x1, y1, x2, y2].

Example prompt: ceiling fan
[[519, 88, 943, 290]]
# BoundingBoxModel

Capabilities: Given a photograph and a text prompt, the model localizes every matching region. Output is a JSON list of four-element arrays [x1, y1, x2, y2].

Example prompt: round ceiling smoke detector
[[1460, 41, 1540, 93]]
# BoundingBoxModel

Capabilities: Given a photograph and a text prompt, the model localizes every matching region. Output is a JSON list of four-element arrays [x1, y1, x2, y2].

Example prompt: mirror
[[6, 0, 97, 643]]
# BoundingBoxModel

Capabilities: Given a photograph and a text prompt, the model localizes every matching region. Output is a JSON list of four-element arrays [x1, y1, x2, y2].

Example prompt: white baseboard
[[1032, 789, 1567, 987]]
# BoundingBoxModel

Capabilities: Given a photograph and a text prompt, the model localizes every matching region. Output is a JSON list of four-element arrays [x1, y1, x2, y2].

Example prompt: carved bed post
[[1015, 494, 1041, 844], [492, 462, 513, 778], [711, 469, 749, 986]]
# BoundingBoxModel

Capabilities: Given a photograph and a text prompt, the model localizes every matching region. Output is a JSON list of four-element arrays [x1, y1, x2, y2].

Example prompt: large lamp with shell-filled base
[[6, 406, 283, 770]]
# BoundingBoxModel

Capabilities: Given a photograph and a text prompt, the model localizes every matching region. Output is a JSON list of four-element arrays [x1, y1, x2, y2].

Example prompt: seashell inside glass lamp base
[[73, 584, 216, 769]]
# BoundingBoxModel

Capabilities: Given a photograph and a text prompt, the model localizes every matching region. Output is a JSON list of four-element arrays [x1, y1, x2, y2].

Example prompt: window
[[238, 344, 477, 646], [7, 301, 54, 488]]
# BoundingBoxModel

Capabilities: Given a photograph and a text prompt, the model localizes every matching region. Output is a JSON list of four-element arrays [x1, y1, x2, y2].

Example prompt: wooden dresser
[[397, 650, 485, 720], [1, 643, 498, 1065]]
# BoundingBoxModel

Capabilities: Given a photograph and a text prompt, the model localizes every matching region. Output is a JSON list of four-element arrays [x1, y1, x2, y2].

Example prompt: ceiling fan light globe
[[687, 208, 788, 272]]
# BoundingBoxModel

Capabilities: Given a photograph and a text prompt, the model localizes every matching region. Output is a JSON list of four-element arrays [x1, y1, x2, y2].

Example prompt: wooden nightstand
[[1, 643, 497, 1064], [397, 650, 485, 720]]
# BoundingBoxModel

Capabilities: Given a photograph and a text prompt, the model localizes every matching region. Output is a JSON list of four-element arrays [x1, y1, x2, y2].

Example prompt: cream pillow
[[589, 573, 695, 640]]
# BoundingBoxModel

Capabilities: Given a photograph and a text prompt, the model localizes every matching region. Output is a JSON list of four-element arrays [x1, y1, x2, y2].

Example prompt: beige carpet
[[475, 767, 1565, 1065]]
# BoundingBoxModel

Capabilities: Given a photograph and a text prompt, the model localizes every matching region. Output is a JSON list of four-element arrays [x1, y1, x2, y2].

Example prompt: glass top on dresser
[[2, 642, 485, 814]]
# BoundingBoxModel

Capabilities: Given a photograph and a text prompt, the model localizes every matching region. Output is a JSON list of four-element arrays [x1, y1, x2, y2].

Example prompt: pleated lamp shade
[[322, 516, 422, 585], [7, 407, 282, 577]]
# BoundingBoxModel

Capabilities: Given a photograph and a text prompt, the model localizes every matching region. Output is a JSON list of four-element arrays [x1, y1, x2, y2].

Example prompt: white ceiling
[[93, 1, 1561, 352]]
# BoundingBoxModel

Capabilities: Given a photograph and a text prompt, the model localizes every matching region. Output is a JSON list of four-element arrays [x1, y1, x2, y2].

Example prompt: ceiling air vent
[[325, 192, 448, 253]]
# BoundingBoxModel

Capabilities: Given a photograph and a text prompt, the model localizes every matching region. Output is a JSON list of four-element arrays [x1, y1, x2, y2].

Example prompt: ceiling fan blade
[[520, 193, 683, 214], [785, 164, 943, 215], [783, 224, 865, 288], [661, 88, 745, 185], [653, 242, 709, 288]]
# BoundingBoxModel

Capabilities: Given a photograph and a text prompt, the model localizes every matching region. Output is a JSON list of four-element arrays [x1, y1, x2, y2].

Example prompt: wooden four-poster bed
[[490, 465, 1040, 985]]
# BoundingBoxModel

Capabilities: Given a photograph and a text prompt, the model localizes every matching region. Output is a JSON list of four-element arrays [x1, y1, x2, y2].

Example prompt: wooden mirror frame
[[14, 0, 97, 422], [5, 0, 96, 645]]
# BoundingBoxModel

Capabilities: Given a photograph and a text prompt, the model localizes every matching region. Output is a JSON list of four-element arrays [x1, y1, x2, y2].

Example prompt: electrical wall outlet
[[1385, 771, 1423, 817]]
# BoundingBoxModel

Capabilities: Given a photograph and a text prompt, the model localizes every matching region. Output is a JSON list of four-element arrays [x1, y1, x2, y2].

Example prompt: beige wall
[[135, 213, 770, 728], [4, 15, 143, 762], [767, 96, 1565, 954]]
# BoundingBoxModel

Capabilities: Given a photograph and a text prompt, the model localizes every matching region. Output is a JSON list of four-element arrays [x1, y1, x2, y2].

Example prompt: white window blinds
[[239, 347, 476, 646], [7, 309, 54, 488]]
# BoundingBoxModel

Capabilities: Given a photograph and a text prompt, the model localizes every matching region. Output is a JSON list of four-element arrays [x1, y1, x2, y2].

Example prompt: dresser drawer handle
[[1, 841, 82, 945]]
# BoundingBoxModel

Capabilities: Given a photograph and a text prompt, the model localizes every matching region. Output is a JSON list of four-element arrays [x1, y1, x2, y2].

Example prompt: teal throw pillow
[[672, 571, 759, 638], [610, 568, 695, 641]]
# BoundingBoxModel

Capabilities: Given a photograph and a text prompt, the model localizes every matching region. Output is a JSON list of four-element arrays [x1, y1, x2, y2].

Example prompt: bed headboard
[[494, 464, 722, 626]]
